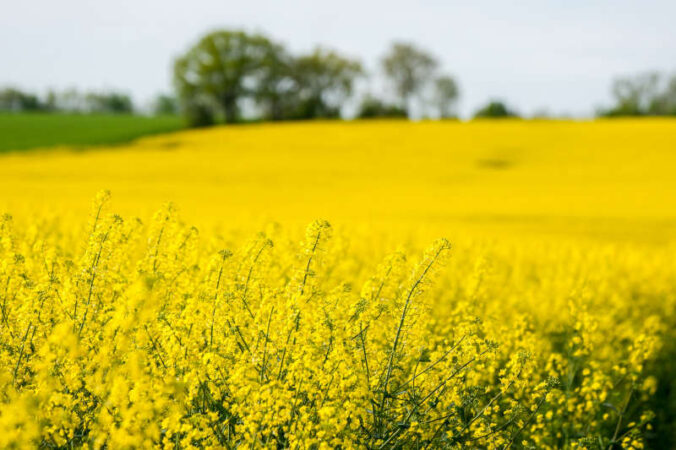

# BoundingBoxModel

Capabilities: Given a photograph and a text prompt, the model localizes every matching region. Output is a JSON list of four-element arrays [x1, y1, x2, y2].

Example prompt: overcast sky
[[2, 0, 675, 117]]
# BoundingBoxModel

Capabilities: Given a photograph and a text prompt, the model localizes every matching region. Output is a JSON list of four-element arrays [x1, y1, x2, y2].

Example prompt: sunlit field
[[1, 119, 674, 236], [1, 119, 675, 448]]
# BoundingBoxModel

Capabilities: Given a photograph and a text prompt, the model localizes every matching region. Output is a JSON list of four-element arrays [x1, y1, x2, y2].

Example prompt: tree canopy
[[174, 31, 282, 124], [174, 31, 363, 125]]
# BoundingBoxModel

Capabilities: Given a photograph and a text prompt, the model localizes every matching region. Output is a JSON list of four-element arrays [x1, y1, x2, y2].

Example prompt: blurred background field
[[1, 118, 674, 242]]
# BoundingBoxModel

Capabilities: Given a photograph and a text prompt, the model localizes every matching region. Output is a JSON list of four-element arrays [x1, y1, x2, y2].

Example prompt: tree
[[474, 100, 519, 118], [173, 30, 365, 124], [603, 72, 660, 116], [433, 76, 459, 118], [381, 42, 438, 114], [292, 47, 363, 119], [173, 30, 282, 125]]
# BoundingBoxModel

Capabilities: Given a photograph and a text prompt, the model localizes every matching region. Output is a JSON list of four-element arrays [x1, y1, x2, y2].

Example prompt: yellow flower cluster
[[0, 192, 673, 448]]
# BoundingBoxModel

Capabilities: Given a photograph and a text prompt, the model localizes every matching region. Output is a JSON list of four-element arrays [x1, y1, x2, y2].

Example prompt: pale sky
[[1, 0, 675, 117]]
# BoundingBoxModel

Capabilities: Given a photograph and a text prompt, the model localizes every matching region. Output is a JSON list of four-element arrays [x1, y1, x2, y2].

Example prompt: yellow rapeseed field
[[1, 120, 675, 448]]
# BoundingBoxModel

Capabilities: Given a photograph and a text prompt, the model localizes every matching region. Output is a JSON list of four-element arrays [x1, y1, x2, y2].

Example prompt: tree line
[[2, 28, 675, 123], [0, 88, 136, 114]]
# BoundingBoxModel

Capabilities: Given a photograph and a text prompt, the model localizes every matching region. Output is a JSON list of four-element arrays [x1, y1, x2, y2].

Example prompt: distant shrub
[[474, 100, 519, 118]]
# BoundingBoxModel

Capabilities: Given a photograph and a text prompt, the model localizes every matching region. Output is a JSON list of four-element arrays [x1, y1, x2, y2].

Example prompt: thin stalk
[[607, 386, 634, 450], [378, 244, 449, 433], [13, 322, 34, 386]]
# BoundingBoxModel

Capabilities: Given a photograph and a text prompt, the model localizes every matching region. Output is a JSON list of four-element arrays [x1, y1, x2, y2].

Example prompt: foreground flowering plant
[[0, 192, 671, 449]]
